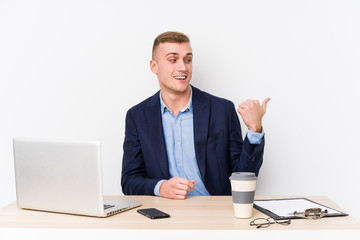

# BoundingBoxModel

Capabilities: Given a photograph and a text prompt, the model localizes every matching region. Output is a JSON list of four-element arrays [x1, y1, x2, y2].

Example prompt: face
[[150, 42, 193, 96]]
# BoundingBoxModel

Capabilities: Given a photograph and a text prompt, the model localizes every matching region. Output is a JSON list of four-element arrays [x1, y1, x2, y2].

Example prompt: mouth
[[174, 75, 187, 81]]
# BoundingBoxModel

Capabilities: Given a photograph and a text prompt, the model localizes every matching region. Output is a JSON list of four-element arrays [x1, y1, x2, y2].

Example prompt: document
[[254, 198, 348, 219]]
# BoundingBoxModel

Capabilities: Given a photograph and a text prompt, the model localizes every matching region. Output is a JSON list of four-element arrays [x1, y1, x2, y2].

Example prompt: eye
[[184, 58, 192, 63], [169, 58, 177, 63]]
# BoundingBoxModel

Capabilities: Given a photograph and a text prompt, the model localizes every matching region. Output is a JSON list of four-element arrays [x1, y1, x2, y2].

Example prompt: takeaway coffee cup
[[229, 172, 257, 218]]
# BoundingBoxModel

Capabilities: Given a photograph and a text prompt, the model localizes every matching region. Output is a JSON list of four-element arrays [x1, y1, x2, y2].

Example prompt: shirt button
[[177, 142, 180, 145], [176, 120, 180, 123], [178, 163, 182, 167]]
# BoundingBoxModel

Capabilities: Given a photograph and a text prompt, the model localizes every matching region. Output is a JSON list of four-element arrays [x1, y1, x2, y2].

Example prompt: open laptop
[[13, 138, 142, 217]]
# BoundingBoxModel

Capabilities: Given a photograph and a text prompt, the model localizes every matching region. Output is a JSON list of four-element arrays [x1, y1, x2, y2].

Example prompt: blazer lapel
[[192, 86, 210, 180], [146, 91, 170, 179]]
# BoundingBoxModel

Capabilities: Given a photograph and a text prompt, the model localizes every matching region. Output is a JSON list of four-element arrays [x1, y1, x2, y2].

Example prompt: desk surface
[[0, 196, 359, 230]]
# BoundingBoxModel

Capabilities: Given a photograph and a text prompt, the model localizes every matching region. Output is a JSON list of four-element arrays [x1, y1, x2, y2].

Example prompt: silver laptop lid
[[13, 138, 105, 216]]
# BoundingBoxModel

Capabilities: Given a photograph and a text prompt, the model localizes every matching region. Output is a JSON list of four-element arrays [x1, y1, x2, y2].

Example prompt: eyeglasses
[[250, 217, 291, 229]]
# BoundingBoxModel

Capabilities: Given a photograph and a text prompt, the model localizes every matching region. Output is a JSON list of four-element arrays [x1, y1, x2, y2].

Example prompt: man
[[121, 31, 270, 199]]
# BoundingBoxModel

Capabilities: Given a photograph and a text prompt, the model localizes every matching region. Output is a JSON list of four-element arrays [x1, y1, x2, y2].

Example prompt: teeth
[[175, 76, 186, 80]]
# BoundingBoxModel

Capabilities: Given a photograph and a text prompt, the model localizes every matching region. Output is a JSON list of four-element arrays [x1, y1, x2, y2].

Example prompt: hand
[[159, 177, 196, 200], [237, 98, 270, 133]]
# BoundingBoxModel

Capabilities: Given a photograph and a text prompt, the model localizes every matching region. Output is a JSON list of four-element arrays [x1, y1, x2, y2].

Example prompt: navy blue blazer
[[121, 86, 264, 195]]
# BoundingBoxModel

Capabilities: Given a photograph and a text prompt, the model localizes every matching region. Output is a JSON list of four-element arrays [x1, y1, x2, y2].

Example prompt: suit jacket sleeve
[[228, 102, 264, 175], [121, 109, 159, 195]]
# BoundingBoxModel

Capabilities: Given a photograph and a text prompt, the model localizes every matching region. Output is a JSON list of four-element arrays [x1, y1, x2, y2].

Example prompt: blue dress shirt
[[154, 87, 264, 196]]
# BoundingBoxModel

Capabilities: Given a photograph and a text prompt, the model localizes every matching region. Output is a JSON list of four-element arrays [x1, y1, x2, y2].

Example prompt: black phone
[[137, 208, 170, 219]]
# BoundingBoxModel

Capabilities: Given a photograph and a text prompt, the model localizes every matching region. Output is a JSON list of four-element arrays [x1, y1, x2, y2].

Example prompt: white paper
[[254, 198, 342, 217]]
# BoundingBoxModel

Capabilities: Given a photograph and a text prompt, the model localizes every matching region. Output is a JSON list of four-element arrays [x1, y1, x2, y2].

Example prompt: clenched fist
[[159, 177, 196, 200]]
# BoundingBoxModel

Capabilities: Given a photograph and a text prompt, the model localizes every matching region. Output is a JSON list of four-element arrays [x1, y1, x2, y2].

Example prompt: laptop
[[13, 138, 142, 217]]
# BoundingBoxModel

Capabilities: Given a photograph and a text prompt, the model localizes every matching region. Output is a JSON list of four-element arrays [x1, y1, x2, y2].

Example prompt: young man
[[121, 31, 270, 199]]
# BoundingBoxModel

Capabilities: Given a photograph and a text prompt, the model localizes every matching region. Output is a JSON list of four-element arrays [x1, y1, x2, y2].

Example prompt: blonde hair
[[152, 31, 190, 59]]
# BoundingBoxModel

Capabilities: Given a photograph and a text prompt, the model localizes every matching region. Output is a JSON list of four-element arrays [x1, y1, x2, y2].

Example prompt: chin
[[176, 84, 191, 93]]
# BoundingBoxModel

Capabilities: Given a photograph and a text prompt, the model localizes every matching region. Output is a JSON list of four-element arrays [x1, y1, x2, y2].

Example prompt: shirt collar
[[160, 87, 193, 115]]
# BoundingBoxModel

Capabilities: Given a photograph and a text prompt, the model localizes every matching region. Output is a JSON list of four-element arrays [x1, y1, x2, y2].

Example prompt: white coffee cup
[[229, 172, 257, 218]]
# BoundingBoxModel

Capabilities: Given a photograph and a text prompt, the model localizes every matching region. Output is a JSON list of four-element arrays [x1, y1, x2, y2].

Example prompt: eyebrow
[[165, 52, 193, 57]]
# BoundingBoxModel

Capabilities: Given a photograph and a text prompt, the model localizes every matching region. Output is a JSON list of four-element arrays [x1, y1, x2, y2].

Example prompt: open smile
[[174, 75, 187, 80]]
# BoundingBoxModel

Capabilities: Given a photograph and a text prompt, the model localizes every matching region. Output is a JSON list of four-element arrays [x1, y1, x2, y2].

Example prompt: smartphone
[[137, 208, 170, 219]]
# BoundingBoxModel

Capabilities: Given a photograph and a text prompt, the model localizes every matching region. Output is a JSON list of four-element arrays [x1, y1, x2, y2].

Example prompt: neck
[[161, 88, 191, 117]]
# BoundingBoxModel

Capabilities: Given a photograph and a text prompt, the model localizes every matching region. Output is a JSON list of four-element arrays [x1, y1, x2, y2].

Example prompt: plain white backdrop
[[1, 0, 359, 223]]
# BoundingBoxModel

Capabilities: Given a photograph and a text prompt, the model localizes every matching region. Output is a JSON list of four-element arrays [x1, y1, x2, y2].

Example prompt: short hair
[[152, 31, 190, 59]]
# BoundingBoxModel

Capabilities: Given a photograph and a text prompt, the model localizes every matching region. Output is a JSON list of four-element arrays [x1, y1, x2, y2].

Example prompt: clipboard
[[253, 198, 348, 220]]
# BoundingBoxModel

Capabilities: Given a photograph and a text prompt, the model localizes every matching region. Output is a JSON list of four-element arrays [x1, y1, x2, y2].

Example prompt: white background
[[1, 0, 359, 222]]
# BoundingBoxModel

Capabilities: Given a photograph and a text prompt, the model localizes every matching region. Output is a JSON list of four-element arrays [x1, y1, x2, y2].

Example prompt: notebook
[[13, 138, 142, 217]]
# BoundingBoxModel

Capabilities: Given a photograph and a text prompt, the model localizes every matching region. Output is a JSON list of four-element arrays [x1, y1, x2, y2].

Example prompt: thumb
[[189, 180, 196, 189], [261, 98, 271, 113]]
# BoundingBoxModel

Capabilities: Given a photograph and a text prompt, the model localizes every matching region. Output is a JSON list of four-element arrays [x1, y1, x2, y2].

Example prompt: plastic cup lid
[[229, 172, 257, 181]]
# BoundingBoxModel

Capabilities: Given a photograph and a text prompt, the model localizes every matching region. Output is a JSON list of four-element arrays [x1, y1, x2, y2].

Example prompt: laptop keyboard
[[104, 204, 115, 210]]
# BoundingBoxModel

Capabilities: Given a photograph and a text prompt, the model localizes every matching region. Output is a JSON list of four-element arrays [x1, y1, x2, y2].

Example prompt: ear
[[150, 60, 158, 74]]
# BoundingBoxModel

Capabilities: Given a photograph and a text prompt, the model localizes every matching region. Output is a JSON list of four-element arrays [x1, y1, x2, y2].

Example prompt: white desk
[[1, 196, 359, 230]]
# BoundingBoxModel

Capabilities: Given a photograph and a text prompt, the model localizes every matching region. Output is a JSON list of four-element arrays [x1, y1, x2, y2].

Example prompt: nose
[[177, 59, 187, 72]]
